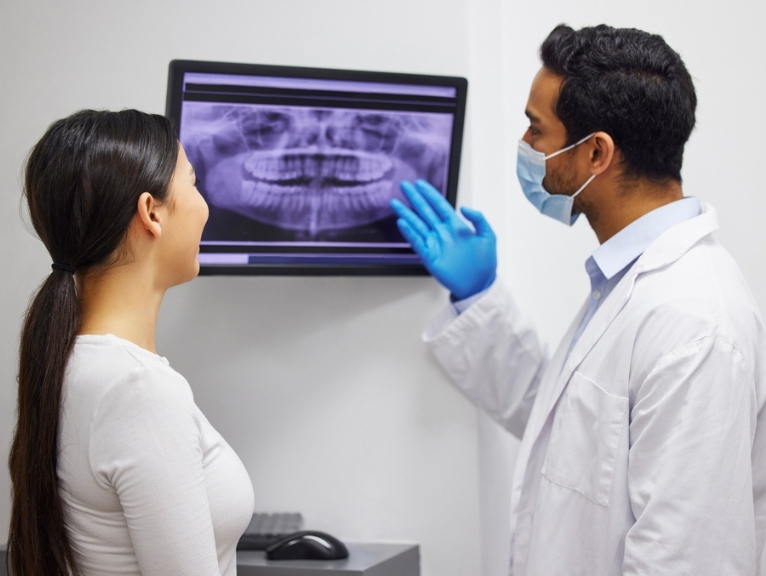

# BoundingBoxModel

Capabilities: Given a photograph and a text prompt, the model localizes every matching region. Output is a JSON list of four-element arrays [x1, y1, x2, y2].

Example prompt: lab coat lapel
[[514, 300, 589, 458], [537, 300, 588, 414], [522, 276, 635, 454]]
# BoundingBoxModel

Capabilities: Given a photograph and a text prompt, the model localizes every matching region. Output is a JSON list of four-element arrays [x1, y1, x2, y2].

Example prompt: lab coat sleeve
[[423, 277, 548, 439], [623, 335, 759, 575], [89, 367, 222, 576]]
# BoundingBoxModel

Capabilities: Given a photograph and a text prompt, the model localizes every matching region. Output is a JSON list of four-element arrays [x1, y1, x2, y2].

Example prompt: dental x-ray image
[[180, 103, 453, 241]]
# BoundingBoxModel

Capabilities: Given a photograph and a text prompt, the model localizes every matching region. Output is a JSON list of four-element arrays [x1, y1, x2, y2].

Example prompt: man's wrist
[[450, 275, 496, 314]]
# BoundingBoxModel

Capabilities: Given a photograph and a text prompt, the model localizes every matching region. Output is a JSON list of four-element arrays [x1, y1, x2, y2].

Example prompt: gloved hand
[[390, 179, 497, 301]]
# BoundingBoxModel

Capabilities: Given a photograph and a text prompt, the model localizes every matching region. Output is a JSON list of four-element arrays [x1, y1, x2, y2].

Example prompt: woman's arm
[[89, 365, 221, 576]]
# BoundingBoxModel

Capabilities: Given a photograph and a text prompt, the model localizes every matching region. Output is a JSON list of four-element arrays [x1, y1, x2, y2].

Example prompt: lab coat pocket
[[541, 371, 628, 506]]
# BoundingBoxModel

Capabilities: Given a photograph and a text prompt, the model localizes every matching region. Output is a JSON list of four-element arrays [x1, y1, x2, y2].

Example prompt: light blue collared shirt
[[569, 197, 702, 349]]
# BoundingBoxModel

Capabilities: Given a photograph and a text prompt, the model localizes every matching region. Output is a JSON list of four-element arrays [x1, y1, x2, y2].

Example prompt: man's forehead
[[526, 67, 563, 121]]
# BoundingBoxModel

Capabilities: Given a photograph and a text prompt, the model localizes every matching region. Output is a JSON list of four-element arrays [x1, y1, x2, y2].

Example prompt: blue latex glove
[[390, 179, 497, 301]]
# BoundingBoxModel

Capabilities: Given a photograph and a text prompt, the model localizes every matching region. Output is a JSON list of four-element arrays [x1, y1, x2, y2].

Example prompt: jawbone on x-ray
[[182, 104, 452, 235]]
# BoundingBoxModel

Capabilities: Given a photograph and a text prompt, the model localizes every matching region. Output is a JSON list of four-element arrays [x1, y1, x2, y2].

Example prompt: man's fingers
[[396, 219, 429, 259], [460, 207, 496, 240], [391, 198, 431, 241], [414, 179, 458, 222], [400, 181, 444, 229]]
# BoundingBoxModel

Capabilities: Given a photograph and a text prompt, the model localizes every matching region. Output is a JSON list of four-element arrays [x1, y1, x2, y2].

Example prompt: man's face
[[521, 67, 580, 196]]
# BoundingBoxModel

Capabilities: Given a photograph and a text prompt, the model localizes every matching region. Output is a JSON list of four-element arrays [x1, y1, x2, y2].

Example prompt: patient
[[7, 109, 254, 576]]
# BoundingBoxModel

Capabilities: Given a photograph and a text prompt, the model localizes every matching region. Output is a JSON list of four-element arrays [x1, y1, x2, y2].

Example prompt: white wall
[[1, 0, 765, 575]]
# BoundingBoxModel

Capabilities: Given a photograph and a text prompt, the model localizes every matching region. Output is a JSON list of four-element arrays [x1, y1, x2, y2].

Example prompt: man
[[391, 24, 766, 575]]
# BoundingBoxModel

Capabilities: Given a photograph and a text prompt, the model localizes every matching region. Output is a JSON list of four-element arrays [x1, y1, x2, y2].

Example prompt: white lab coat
[[425, 204, 766, 575]]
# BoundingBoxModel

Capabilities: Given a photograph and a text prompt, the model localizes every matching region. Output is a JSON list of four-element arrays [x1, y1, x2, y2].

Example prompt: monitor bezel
[[166, 59, 468, 276]]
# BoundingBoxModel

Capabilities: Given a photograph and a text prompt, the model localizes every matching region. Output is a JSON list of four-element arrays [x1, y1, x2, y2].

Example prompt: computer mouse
[[265, 530, 349, 560]]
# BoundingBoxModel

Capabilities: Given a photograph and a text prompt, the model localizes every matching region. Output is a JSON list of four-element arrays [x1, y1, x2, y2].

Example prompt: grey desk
[[238, 543, 418, 576], [0, 542, 419, 576]]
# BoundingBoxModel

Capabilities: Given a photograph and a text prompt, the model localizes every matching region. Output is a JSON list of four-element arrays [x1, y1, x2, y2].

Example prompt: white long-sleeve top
[[58, 334, 254, 576], [425, 203, 766, 575]]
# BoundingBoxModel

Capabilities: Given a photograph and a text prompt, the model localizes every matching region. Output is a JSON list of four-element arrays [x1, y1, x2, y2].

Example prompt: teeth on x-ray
[[182, 105, 452, 236], [243, 151, 394, 186]]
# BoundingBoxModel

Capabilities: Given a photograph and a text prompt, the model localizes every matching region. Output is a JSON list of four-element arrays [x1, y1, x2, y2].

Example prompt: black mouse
[[265, 530, 349, 560]]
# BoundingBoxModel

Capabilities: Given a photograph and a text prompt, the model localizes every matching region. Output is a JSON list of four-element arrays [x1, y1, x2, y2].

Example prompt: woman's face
[[158, 144, 209, 287]]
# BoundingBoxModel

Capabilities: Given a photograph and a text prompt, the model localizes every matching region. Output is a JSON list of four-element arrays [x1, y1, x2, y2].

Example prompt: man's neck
[[586, 178, 684, 244]]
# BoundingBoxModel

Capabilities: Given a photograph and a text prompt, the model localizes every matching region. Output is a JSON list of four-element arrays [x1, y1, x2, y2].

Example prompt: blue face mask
[[516, 133, 596, 226]]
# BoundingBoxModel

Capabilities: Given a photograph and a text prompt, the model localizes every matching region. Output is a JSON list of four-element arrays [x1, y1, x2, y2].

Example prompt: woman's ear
[[589, 131, 616, 176], [135, 192, 163, 238]]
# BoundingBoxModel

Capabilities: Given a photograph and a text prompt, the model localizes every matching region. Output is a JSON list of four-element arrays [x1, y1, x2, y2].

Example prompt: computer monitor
[[165, 60, 468, 275]]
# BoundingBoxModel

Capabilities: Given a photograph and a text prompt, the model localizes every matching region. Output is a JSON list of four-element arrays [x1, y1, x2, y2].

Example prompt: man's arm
[[391, 180, 546, 438], [424, 278, 548, 439], [624, 336, 759, 574]]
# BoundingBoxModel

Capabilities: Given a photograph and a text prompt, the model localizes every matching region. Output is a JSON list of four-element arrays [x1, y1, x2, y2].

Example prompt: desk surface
[[238, 543, 418, 576], [1, 542, 419, 576]]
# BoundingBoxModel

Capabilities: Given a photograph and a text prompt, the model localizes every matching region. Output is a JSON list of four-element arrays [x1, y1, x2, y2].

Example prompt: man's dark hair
[[541, 24, 696, 182]]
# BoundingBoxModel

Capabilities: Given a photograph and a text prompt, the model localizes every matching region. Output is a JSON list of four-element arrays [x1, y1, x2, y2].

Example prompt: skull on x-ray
[[181, 104, 452, 236]]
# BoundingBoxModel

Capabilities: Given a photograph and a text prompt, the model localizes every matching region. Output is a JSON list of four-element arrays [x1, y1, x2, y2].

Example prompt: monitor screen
[[166, 60, 467, 275]]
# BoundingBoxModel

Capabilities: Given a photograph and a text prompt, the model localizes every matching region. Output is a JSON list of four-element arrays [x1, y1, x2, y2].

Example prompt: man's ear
[[135, 192, 163, 238], [589, 131, 616, 176]]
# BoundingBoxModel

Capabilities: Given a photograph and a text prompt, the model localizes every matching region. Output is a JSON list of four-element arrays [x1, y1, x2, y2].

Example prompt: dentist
[[391, 24, 766, 575]]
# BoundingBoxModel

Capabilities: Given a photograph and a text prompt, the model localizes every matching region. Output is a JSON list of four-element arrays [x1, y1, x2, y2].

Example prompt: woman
[[7, 109, 254, 575]]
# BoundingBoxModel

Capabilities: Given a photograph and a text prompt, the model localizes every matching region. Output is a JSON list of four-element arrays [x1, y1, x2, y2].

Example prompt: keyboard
[[237, 512, 305, 550]]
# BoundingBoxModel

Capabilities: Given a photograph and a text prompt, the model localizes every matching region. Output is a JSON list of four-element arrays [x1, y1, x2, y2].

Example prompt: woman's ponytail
[[9, 269, 81, 575]]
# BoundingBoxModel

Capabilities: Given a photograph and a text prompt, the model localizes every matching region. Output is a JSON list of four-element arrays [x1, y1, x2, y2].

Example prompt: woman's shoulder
[[73, 333, 169, 364], [67, 334, 193, 409]]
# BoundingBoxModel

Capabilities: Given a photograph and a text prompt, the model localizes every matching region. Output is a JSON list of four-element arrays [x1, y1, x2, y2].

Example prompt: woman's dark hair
[[541, 24, 697, 182], [7, 109, 178, 575]]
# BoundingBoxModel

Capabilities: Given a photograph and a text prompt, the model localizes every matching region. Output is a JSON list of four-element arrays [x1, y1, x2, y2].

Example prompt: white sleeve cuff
[[423, 279, 496, 342], [452, 288, 491, 315]]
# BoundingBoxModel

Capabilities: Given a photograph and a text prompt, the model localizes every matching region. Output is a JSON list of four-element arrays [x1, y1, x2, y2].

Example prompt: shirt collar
[[591, 197, 701, 280]]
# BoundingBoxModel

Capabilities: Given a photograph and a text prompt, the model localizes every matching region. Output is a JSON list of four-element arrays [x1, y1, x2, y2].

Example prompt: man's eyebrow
[[525, 109, 541, 123]]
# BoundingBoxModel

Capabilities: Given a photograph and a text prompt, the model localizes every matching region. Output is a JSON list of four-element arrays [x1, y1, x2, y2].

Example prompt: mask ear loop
[[544, 132, 596, 160], [571, 174, 596, 199], [546, 132, 598, 200]]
